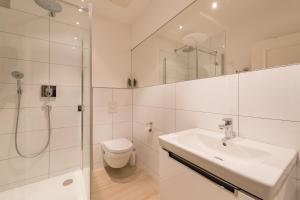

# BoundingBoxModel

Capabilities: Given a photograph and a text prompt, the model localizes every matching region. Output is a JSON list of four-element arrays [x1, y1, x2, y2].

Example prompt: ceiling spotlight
[[74, 37, 78, 40], [212, 1, 218, 9], [78, 8, 83, 12], [76, 21, 80, 25], [179, 25, 183, 30]]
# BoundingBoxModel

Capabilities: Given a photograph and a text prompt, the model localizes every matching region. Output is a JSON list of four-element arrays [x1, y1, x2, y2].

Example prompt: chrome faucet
[[219, 118, 235, 145]]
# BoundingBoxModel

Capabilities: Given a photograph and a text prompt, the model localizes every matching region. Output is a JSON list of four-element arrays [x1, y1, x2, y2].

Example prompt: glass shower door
[[0, 0, 91, 199]]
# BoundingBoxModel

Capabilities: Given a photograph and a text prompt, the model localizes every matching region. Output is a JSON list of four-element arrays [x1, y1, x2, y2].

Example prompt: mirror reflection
[[132, 0, 300, 87]]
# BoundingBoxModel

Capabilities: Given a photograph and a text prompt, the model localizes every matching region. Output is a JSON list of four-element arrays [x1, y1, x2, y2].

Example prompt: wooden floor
[[92, 166, 160, 200]]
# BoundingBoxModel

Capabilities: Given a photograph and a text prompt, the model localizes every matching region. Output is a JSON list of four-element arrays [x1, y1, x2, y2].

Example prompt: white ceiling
[[156, 0, 300, 43], [91, 0, 151, 24]]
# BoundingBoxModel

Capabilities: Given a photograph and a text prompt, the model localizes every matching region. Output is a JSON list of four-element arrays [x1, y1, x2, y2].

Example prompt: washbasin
[[159, 128, 297, 200], [176, 130, 270, 166]]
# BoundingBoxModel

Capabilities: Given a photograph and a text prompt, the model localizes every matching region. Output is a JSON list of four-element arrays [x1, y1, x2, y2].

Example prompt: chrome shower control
[[41, 85, 57, 97]]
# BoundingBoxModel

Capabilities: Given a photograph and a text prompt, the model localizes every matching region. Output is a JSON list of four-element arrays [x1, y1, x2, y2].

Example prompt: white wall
[[131, 0, 196, 48], [133, 65, 300, 198], [92, 88, 132, 168], [0, 0, 90, 191], [92, 14, 131, 88]]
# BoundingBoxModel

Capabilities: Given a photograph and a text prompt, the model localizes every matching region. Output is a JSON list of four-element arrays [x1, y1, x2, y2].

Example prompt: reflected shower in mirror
[[131, 0, 300, 87]]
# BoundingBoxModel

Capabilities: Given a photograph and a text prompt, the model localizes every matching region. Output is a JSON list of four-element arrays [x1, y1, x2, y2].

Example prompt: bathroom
[[0, 0, 299, 199]]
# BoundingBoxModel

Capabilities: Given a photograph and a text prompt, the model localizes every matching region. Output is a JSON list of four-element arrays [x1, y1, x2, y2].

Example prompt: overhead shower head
[[174, 45, 195, 54], [182, 46, 195, 53], [34, 0, 62, 16], [11, 71, 24, 80]]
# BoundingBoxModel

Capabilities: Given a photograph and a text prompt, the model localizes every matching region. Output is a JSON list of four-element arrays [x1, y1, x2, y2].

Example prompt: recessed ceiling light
[[212, 1, 218, 9], [74, 37, 78, 40], [179, 25, 183, 30], [76, 21, 80, 25], [78, 8, 83, 12]]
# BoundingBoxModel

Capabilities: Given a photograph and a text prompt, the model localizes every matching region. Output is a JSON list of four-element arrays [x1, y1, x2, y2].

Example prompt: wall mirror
[[131, 0, 300, 87]]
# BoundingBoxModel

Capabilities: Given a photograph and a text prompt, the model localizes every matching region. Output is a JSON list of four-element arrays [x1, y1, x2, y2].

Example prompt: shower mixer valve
[[41, 85, 57, 97]]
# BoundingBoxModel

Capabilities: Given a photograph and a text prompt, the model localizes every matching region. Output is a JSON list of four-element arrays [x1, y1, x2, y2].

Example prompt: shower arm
[[175, 45, 218, 56]]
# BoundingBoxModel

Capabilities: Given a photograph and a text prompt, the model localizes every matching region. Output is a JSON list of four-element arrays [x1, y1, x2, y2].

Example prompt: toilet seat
[[102, 138, 133, 153]]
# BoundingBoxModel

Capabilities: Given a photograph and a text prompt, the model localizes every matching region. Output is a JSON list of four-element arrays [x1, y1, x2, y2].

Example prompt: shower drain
[[62, 179, 74, 186]]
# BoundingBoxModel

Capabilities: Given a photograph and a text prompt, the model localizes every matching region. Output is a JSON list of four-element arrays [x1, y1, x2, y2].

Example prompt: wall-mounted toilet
[[101, 138, 133, 168]]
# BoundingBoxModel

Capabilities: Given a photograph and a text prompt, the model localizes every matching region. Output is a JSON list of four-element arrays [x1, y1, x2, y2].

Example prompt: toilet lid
[[102, 138, 133, 153]]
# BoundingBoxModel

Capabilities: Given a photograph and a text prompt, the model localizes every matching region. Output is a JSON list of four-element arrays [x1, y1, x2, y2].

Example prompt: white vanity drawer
[[159, 149, 237, 200]]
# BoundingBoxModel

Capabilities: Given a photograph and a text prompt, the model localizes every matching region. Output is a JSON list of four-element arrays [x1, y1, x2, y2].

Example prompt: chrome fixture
[[174, 45, 217, 55], [34, 0, 62, 17], [219, 118, 235, 146], [174, 45, 195, 53], [145, 122, 153, 133], [11, 71, 52, 158]]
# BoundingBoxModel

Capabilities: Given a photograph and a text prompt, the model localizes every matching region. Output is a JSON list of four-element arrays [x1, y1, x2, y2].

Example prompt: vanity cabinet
[[159, 149, 296, 200]]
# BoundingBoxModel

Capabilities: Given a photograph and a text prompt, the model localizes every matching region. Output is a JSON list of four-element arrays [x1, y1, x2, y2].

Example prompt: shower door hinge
[[78, 105, 84, 112]]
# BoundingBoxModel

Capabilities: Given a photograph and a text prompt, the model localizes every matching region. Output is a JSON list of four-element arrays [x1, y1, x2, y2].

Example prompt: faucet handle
[[222, 118, 232, 125]]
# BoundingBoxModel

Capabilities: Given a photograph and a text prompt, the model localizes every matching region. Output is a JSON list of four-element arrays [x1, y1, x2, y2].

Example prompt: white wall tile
[[0, 134, 14, 161], [51, 107, 81, 128], [0, 7, 48, 40], [0, 84, 47, 109], [113, 122, 132, 140], [50, 126, 81, 150], [239, 116, 300, 178], [0, 108, 49, 135], [93, 124, 112, 144], [133, 122, 163, 151], [239, 65, 300, 121], [176, 75, 238, 115], [133, 139, 159, 177], [13, 131, 49, 157], [133, 84, 175, 108], [0, 58, 48, 85], [113, 106, 132, 123], [133, 106, 175, 133], [113, 89, 132, 106], [176, 110, 238, 134], [93, 107, 112, 125], [50, 43, 82, 67], [0, 130, 50, 161], [52, 86, 81, 107], [0, 152, 49, 186], [93, 88, 112, 107], [50, 64, 81, 86], [50, 146, 81, 173], [0, 32, 49, 62]]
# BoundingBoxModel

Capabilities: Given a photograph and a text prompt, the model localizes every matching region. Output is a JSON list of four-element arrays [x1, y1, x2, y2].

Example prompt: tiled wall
[[0, 1, 90, 191], [92, 88, 132, 168], [132, 64, 300, 195]]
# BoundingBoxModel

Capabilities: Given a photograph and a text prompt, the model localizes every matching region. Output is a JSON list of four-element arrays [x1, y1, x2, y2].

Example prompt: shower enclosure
[[159, 33, 225, 84], [0, 0, 91, 199]]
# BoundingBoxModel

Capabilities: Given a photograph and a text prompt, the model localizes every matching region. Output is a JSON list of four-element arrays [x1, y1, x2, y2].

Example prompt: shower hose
[[14, 90, 51, 158]]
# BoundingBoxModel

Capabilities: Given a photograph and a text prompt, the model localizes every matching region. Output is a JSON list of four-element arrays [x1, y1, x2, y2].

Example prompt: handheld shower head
[[11, 71, 24, 95], [11, 71, 24, 80]]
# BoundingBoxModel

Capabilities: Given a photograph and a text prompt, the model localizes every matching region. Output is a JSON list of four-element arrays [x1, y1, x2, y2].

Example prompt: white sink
[[159, 128, 297, 200]]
